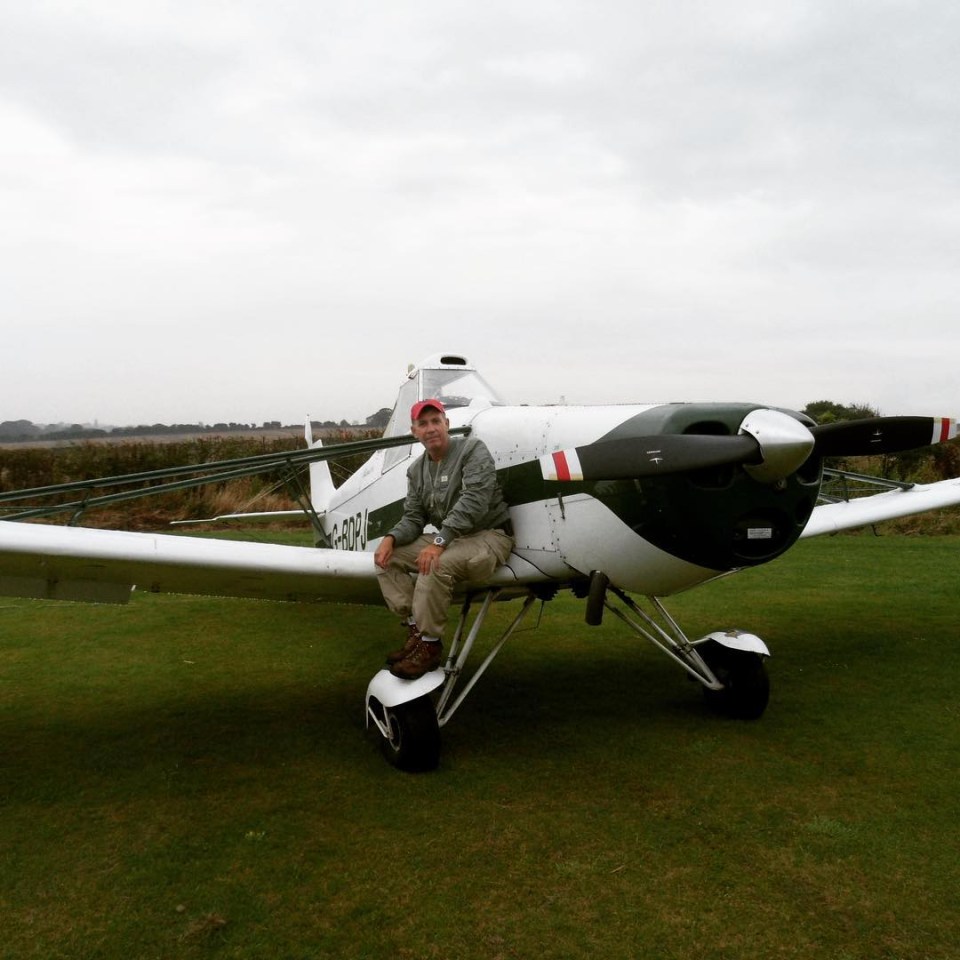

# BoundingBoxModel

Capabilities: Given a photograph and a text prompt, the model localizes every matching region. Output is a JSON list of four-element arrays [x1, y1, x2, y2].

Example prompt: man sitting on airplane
[[373, 399, 514, 680]]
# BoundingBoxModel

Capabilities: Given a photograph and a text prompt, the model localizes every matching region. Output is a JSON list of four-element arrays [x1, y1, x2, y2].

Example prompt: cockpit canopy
[[382, 354, 504, 439]]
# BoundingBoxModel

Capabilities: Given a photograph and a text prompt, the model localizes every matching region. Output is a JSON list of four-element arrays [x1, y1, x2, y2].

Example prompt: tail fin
[[305, 419, 335, 513]]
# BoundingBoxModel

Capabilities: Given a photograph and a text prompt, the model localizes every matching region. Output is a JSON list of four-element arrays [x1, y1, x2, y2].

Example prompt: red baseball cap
[[410, 398, 446, 421]]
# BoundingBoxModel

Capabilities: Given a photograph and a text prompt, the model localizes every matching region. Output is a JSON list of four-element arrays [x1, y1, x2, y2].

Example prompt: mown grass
[[1, 534, 959, 959]]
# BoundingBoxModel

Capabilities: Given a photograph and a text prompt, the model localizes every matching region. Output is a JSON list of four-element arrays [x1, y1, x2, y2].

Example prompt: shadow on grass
[[1, 629, 758, 802]]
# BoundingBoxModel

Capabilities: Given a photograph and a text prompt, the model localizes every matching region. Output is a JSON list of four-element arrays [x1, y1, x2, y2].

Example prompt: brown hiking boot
[[385, 622, 421, 665], [389, 639, 443, 680]]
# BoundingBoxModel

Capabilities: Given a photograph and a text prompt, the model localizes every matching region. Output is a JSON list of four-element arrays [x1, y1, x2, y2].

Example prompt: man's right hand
[[374, 535, 395, 569]]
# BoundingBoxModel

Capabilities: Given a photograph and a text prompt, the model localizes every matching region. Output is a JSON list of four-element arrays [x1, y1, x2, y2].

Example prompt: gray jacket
[[387, 436, 510, 547]]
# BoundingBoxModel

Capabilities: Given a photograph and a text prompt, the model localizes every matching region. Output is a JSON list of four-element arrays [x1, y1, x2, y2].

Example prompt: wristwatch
[[433, 535, 447, 547]]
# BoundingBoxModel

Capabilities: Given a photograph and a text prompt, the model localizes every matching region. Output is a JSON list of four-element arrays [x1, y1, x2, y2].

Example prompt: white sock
[[421, 635, 440, 644]]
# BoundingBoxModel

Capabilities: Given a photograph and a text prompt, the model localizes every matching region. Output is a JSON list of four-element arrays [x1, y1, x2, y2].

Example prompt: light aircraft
[[1, 353, 959, 771]]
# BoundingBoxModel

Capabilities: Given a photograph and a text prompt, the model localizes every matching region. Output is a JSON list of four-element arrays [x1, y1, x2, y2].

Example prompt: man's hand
[[374, 535, 395, 570], [416, 543, 445, 574]]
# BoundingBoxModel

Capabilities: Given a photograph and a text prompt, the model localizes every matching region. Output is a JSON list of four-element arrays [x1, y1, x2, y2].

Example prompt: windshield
[[420, 369, 504, 410], [383, 378, 421, 439], [380, 363, 505, 470], [382, 368, 504, 440]]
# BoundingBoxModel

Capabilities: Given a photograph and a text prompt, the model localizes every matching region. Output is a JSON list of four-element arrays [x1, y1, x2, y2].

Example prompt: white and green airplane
[[1, 353, 958, 770]]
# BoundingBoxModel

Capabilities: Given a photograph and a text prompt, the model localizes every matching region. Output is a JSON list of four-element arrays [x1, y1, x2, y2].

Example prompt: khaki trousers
[[376, 530, 514, 638]]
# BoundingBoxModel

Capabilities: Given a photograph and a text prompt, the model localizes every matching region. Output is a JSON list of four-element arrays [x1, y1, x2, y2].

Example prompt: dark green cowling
[[498, 403, 822, 573], [579, 403, 822, 570]]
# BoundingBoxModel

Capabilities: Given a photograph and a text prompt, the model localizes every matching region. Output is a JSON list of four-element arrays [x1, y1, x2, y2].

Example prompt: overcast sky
[[3, 0, 958, 426]]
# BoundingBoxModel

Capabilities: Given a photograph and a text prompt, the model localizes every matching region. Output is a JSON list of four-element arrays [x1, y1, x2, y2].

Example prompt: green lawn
[[1, 535, 958, 959]]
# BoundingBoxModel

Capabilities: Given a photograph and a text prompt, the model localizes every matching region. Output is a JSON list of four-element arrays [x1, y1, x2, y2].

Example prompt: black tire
[[374, 695, 441, 772], [700, 641, 770, 720]]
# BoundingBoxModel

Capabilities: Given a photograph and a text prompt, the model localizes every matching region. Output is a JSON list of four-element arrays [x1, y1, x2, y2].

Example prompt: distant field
[[0, 425, 379, 451], [0, 429, 303, 449], [1, 534, 958, 959]]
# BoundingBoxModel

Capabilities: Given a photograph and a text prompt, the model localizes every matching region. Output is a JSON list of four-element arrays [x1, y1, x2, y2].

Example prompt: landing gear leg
[[594, 583, 771, 720], [365, 590, 540, 771]]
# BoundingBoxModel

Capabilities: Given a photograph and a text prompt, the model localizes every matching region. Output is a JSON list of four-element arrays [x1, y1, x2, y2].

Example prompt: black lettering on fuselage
[[329, 509, 369, 551]]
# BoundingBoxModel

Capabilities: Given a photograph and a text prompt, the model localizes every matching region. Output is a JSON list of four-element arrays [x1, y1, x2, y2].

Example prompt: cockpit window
[[419, 369, 504, 411], [381, 369, 503, 441], [382, 378, 421, 440], [380, 365, 505, 473]]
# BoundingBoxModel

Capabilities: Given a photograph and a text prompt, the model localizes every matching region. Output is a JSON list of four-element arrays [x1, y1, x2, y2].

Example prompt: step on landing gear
[[365, 590, 539, 771]]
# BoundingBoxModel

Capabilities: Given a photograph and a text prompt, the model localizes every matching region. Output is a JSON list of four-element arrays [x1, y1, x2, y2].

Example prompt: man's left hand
[[417, 543, 445, 574]]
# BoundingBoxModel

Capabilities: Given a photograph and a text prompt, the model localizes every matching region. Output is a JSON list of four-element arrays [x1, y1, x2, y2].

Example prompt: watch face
[[434, 536, 445, 546]]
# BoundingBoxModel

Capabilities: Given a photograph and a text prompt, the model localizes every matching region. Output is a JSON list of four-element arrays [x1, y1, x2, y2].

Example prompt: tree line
[[0, 408, 394, 443]]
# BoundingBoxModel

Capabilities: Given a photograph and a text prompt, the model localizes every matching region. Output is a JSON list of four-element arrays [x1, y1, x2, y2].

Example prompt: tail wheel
[[373, 695, 441, 772], [700, 641, 770, 720]]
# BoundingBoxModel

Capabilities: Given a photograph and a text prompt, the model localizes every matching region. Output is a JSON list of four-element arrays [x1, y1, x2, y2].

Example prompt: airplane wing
[[801, 476, 960, 538], [0, 520, 383, 605], [0, 425, 524, 609]]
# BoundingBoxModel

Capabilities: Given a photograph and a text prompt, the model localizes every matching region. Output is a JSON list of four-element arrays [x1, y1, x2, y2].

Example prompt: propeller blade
[[539, 413, 958, 483], [539, 434, 761, 481], [812, 417, 958, 457]]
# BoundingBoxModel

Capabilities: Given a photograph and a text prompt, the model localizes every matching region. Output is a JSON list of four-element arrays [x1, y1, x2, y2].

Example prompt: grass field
[[1, 534, 958, 959]]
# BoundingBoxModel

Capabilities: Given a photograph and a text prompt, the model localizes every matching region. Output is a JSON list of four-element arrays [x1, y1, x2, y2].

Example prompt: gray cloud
[[2, 0, 958, 424]]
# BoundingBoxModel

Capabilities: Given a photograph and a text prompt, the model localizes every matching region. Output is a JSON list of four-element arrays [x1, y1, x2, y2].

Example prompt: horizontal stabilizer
[[170, 511, 305, 526]]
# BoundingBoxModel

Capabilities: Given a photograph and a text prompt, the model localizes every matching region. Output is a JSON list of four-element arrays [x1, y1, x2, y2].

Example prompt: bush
[[0, 431, 381, 531]]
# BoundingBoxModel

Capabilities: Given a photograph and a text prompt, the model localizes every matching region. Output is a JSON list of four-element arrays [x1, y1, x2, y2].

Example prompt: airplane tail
[[305, 419, 335, 513]]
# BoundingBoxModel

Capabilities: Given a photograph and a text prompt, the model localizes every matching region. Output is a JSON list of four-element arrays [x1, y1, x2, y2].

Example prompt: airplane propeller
[[809, 417, 957, 458], [540, 434, 761, 482], [541, 414, 957, 485]]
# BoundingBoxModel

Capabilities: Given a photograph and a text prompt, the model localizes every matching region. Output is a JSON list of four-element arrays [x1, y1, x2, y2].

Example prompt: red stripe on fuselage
[[552, 451, 572, 482], [940, 419, 953, 443]]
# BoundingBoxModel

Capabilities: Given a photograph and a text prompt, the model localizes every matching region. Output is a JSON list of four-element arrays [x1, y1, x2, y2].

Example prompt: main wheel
[[374, 695, 441, 772], [700, 642, 770, 720]]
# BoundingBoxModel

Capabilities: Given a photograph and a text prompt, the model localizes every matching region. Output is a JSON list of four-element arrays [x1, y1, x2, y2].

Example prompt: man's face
[[411, 407, 450, 459]]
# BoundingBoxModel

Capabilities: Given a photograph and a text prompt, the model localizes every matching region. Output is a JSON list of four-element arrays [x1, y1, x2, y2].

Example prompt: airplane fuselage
[[320, 401, 822, 598]]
